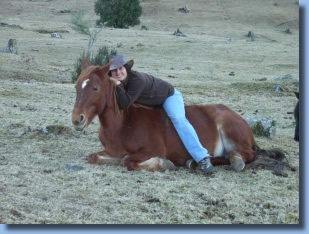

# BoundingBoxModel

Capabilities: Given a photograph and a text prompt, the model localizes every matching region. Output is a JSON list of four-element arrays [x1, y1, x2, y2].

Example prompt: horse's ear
[[294, 92, 299, 99], [81, 59, 91, 70], [98, 62, 112, 77]]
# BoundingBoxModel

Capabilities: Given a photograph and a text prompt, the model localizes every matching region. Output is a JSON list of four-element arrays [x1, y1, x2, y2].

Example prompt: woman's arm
[[115, 76, 146, 109]]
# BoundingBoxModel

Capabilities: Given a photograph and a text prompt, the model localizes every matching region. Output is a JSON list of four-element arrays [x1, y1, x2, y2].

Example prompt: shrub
[[71, 46, 117, 83], [94, 0, 142, 28], [71, 11, 91, 35]]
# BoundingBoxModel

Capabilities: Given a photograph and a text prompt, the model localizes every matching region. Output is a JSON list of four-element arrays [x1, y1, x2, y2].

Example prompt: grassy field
[[0, 0, 299, 224]]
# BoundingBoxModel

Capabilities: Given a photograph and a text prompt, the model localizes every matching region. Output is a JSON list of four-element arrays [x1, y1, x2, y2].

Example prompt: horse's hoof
[[186, 159, 197, 171], [230, 156, 245, 172], [87, 154, 98, 164], [162, 159, 176, 170]]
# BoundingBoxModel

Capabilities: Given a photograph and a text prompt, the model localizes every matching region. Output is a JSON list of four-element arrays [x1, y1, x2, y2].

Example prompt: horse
[[294, 92, 299, 142], [71, 60, 294, 175]]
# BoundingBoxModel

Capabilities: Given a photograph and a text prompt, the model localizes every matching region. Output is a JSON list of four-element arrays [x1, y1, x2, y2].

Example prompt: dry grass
[[0, 0, 299, 224]]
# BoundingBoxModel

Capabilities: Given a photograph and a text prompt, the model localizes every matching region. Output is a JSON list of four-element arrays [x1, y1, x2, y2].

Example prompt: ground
[[0, 0, 299, 224]]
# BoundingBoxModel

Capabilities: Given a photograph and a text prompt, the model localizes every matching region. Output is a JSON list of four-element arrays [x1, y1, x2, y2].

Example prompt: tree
[[95, 0, 142, 28]]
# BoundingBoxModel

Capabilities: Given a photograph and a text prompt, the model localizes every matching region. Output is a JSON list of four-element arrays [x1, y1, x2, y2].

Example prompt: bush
[[94, 0, 142, 28], [71, 11, 91, 35], [71, 46, 117, 83]]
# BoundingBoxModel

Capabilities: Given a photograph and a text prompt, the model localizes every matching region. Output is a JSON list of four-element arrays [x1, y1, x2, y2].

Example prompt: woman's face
[[111, 66, 127, 81]]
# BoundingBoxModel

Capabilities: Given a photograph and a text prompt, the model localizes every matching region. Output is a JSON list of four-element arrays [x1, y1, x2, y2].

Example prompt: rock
[[284, 28, 292, 34], [178, 7, 189, 13], [141, 25, 148, 31], [58, 8, 71, 14], [1, 39, 18, 54], [65, 163, 84, 171], [244, 116, 277, 138], [274, 74, 293, 81], [247, 31, 255, 41], [51, 32, 62, 38], [273, 85, 283, 92], [173, 28, 186, 37]]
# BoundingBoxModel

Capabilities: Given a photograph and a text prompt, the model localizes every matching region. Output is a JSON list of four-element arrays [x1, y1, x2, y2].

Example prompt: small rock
[[274, 74, 293, 81], [273, 85, 283, 92], [1, 39, 18, 54], [173, 28, 186, 37], [284, 28, 292, 34], [42, 127, 49, 134], [141, 25, 148, 31], [58, 8, 71, 13], [51, 32, 62, 38], [178, 7, 189, 13], [247, 31, 255, 41], [65, 162, 84, 171]]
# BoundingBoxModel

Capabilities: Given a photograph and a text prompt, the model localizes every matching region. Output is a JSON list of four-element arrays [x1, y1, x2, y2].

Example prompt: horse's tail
[[245, 145, 296, 176]]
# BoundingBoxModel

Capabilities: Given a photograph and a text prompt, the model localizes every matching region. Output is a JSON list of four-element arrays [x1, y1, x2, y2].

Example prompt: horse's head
[[72, 59, 112, 131]]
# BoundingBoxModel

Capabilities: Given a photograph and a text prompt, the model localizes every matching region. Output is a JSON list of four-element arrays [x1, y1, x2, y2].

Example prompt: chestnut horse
[[72, 60, 293, 174]]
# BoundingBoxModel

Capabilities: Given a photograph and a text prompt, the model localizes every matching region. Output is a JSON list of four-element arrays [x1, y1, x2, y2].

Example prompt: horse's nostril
[[80, 114, 85, 123]]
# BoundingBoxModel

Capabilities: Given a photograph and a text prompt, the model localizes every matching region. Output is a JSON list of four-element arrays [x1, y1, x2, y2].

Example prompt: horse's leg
[[226, 151, 246, 172], [124, 153, 176, 171], [87, 151, 122, 165]]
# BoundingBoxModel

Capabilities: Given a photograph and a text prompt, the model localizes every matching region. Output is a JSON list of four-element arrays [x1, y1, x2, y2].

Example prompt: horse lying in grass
[[71, 60, 294, 175]]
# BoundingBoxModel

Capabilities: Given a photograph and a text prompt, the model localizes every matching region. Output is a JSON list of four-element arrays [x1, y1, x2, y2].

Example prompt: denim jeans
[[162, 89, 209, 162]]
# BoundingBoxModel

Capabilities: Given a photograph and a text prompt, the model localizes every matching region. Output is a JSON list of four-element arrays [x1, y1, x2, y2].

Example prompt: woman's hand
[[109, 77, 121, 85]]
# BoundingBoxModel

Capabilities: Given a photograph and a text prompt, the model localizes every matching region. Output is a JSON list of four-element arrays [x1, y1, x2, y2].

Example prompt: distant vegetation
[[71, 46, 117, 83], [71, 8, 117, 83], [71, 11, 91, 35], [94, 0, 142, 28]]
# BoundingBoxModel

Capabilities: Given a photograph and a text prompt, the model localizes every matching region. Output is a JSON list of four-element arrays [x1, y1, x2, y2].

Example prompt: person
[[108, 54, 214, 173]]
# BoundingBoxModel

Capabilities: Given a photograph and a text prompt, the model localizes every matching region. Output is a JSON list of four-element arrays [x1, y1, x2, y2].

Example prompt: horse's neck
[[98, 107, 124, 131]]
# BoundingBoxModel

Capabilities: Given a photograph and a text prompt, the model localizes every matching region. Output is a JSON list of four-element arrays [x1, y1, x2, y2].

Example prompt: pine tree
[[95, 0, 142, 28]]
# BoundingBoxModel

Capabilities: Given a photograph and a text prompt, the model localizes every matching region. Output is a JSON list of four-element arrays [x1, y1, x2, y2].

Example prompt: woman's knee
[[170, 116, 189, 126]]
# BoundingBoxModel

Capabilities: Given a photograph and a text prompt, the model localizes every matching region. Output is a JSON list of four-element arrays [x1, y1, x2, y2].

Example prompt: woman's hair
[[123, 63, 132, 72]]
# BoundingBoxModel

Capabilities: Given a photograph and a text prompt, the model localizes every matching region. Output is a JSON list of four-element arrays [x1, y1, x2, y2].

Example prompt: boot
[[198, 157, 214, 173]]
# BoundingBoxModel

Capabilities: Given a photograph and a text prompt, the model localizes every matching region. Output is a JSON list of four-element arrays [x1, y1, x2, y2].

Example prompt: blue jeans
[[162, 89, 209, 162]]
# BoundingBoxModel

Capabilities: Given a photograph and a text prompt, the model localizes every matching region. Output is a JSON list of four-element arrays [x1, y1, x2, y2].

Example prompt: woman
[[109, 54, 213, 173]]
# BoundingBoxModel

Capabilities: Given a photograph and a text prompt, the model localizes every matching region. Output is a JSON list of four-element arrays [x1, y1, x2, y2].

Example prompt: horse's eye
[[93, 87, 99, 92]]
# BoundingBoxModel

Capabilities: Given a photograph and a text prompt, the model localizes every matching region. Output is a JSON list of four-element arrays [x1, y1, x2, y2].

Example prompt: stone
[[178, 7, 189, 13], [65, 162, 84, 171], [1, 39, 18, 54], [274, 74, 293, 81], [244, 116, 277, 138], [273, 85, 283, 92], [51, 32, 62, 38], [247, 31, 255, 41], [141, 25, 148, 31], [173, 28, 186, 37]]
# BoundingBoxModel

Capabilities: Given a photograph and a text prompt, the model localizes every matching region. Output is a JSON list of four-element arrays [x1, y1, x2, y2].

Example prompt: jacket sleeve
[[115, 76, 146, 109]]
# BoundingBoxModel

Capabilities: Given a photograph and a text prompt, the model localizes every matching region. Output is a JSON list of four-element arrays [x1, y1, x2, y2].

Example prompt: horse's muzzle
[[72, 113, 87, 131]]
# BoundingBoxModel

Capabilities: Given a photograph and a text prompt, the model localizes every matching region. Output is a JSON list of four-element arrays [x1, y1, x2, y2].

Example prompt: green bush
[[71, 11, 91, 35], [71, 46, 117, 83], [94, 0, 142, 28]]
